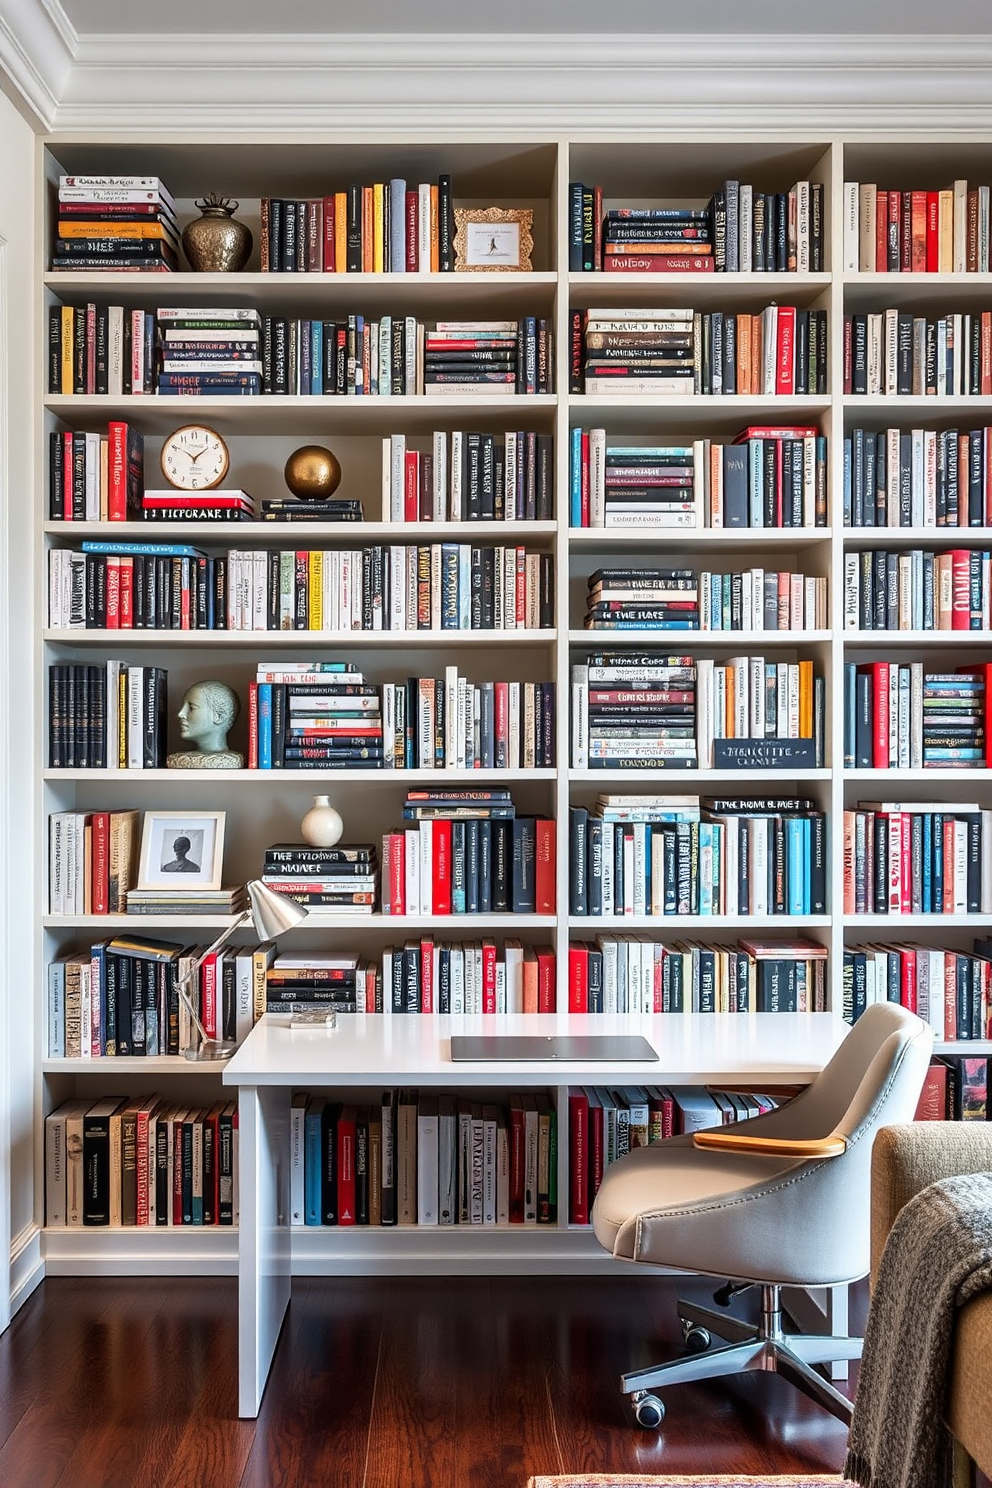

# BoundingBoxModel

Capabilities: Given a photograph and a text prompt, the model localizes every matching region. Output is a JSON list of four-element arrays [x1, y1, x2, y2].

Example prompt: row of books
[[845, 944, 992, 1042], [48, 662, 167, 770], [843, 661, 989, 770], [842, 548, 992, 632], [844, 427, 992, 529], [917, 1057, 992, 1121], [260, 176, 456, 274], [844, 180, 991, 275], [570, 654, 823, 771], [381, 816, 556, 917], [48, 423, 144, 522], [48, 808, 138, 915], [291, 1089, 556, 1229], [48, 304, 157, 394], [583, 566, 828, 635], [154, 307, 262, 395], [52, 174, 178, 272], [566, 936, 828, 1015], [567, 1083, 785, 1225], [841, 804, 992, 917], [568, 426, 828, 530], [246, 663, 556, 771], [568, 796, 827, 919], [44, 1095, 237, 1230], [51, 542, 556, 634], [261, 842, 379, 911], [381, 431, 554, 523], [566, 179, 824, 274], [843, 310, 992, 398]]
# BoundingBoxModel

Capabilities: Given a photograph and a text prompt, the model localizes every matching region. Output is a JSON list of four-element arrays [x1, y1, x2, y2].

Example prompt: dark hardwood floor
[[0, 1274, 861, 1488]]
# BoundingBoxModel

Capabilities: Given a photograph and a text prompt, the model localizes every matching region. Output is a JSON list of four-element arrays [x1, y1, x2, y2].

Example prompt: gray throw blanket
[[845, 1170, 992, 1488]]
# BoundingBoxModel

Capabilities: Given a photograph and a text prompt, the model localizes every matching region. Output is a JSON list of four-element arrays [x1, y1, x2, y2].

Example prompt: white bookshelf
[[35, 131, 992, 1284]]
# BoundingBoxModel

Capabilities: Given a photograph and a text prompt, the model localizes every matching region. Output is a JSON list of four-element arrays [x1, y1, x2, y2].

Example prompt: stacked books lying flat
[[576, 308, 695, 396], [265, 952, 374, 1013], [569, 795, 826, 918], [49, 809, 138, 914], [45, 1096, 238, 1228], [52, 174, 178, 272], [844, 309, 992, 396], [382, 791, 555, 916], [918, 1056, 992, 1119], [583, 567, 699, 630], [250, 661, 382, 770], [844, 548, 992, 631], [260, 497, 363, 523], [567, 177, 824, 273], [844, 427, 992, 528], [568, 1083, 786, 1224], [142, 490, 257, 523], [581, 566, 827, 634], [157, 306, 262, 396], [261, 174, 455, 274], [47, 307, 156, 395], [842, 801, 992, 916], [566, 936, 828, 1014], [843, 661, 990, 769], [846, 944, 992, 1042], [423, 320, 553, 396], [382, 939, 556, 1014], [124, 886, 246, 917], [844, 179, 991, 274], [381, 430, 554, 522], [570, 431, 697, 527], [47, 932, 268, 1059], [48, 422, 143, 522], [571, 653, 697, 770], [261, 841, 379, 911], [48, 661, 167, 770], [695, 308, 828, 396], [290, 1089, 555, 1229], [701, 425, 828, 530]]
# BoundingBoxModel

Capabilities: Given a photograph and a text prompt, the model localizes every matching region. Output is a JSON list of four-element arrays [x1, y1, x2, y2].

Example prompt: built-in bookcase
[[36, 133, 992, 1277]]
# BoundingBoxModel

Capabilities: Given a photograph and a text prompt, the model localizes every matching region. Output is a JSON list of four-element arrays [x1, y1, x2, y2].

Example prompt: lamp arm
[[175, 908, 254, 1049]]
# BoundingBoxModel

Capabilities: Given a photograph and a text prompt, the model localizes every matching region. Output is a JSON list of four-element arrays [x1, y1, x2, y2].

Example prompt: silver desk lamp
[[179, 878, 308, 1062]]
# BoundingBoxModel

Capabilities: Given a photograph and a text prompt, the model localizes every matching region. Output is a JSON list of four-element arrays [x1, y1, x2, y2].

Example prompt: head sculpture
[[177, 679, 240, 755]]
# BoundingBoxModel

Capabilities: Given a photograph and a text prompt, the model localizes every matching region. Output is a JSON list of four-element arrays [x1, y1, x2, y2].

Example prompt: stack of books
[[845, 661, 989, 769], [124, 885, 247, 916], [381, 790, 555, 916], [260, 497, 363, 523], [423, 321, 517, 394], [571, 653, 698, 770], [600, 206, 713, 275], [382, 941, 556, 1014], [141, 490, 257, 523], [844, 548, 992, 632], [264, 952, 375, 1014], [844, 179, 991, 274], [579, 309, 695, 396], [261, 842, 379, 911], [156, 306, 262, 396], [381, 430, 554, 522], [570, 430, 698, 528], [249, 661, 383, 770], [52, 174, 178, 272], [583, 567, 699, 630], [844, 426, 992, 528]]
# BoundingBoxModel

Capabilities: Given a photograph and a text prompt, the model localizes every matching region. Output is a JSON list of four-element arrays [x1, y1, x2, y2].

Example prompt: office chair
[[591, 1002, 933, 1427]]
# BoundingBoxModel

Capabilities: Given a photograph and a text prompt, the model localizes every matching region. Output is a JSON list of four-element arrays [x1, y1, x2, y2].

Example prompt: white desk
[[223, 1010, 849, 1417]]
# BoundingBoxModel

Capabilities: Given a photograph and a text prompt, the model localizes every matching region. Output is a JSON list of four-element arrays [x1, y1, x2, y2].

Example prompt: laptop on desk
[[449, 1034, 659, 1062]]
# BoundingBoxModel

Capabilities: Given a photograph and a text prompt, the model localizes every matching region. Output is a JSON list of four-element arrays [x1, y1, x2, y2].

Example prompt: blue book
[[257, 682, 273, 769], [785, 817, 806, 917], [570, 425, 583, 527], [81, 541, 203, 557], [90, 940, 108, 1056], [310, 320, 323, 396], [304, 1098, 324, 1226], [389, 179, 407, 272], [921, 813, 933, 914], [450, 821, 466, 914], [698, 820, 713, 916]]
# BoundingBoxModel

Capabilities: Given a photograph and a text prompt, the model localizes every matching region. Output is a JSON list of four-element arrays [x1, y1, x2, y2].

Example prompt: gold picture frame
[[453, 207, 534, 272]]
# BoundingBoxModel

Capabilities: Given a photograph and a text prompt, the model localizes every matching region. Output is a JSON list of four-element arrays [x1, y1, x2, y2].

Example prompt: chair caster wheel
[[632, 1391, 665, 1428], [681, 1321, 711, 1354]]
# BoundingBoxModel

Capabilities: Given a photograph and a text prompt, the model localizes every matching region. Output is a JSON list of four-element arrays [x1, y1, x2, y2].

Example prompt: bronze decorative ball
[[284, 445, 342, 500]]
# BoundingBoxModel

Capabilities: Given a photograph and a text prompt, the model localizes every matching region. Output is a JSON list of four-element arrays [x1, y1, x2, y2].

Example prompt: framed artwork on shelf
[[137, 810, 226, 890], [453, 207, 533, 271]]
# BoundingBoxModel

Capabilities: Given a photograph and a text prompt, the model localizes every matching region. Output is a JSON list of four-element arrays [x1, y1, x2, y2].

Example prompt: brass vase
[[182, 195, 253, 273]]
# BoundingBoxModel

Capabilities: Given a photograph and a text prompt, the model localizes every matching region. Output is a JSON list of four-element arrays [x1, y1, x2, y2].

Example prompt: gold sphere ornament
[[284, 445, 342, 501]]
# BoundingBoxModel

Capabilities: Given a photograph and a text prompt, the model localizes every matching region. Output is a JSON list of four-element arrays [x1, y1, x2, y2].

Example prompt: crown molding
[[0, 0, 74, 130], [45, 30, 992, 133]]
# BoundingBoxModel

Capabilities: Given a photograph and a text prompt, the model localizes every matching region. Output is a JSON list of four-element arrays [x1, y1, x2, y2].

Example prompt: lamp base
[[183, 1039, 239, 1063]]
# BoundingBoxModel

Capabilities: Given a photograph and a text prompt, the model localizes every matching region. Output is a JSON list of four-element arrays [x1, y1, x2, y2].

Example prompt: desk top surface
[[223, 1012, 849, 1088]]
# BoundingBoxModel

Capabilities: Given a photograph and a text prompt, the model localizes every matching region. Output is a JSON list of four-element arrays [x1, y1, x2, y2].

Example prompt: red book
[[322, 194, 336, 272], [568, 1088, 589, 1225], [522, 947, 538, 1013], [944, 958, 957, 1041], [172, 1112, 186, 1226], [733, 424, 819, 443], [535, 946, 556, 1013], [535, 819, 556, 915], [135, 1104, 152, 1225], [897, 946, 918, 1014], [602, 253, 714, 273], [246, 682, 259, 769], [481, 939, 497, 1014], [874, 189, 888, 273], [580, 431, 590, 527], [915, 1060, 949, 1120], [432, 820, 452, 916], [420, 937, 434, 1014], [403, 451, 419, 522], [981, 313, 992, 399], [926, 192, 940, 273], [104, 556, 120, 628], [586, 1089, 605, 1202], [886, 189, 901, 270], [90, 810, 110, 915], [494, 682, 509, 764], [858, 661, 890, 769], [405, 190, 418, 272], [508, 1098, 525, 1223], [568, 943, 588, 1014], [592, 184, 603, 270], [336, 1105, 357, 1225], [950, 551, 971, 630], [774, 306, 795, 395], [107, 421, 128, 520], [118, 556, 133, 627], [200, 951, 219, 1039]]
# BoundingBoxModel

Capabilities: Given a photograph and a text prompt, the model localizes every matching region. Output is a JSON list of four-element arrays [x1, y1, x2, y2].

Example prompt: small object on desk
[[449, 1034, 659, 1062], [284, 444, 342, 500], [289, 1007, 338, 1030]]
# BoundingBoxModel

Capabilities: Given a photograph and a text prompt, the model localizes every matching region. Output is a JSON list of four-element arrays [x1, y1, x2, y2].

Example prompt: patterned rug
[[528, 1477, 850, 1487]]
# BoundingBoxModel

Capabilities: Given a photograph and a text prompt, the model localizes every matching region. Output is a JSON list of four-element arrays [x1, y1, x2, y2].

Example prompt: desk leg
[[238, 1083, 291, 1418]]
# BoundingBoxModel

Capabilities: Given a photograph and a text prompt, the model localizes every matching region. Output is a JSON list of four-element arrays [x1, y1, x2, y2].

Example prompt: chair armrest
[[871, 1122, 992, 1285], [691, 1129, 846, 1159]]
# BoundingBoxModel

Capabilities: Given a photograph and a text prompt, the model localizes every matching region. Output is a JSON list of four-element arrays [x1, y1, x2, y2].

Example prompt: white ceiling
[[55, 0, 992, 35]]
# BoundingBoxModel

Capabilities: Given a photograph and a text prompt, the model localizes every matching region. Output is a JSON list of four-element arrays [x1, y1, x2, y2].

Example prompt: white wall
[[0, 79, 39, 1325]]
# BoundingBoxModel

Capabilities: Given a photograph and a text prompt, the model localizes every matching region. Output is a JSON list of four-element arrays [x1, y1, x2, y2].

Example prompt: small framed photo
[[137, 810, 226, 891], [453, 207, 534, 272]]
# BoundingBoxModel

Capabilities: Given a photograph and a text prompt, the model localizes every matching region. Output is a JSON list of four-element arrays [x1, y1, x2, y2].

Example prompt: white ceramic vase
[[300, 794, 344, 848]]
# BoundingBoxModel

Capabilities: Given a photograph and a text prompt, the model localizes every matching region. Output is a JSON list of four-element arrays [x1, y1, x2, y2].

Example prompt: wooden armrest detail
[[692, 1130, 847, 1159]]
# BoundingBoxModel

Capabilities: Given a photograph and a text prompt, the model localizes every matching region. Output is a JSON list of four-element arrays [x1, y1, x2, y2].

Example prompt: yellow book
[[99, 436, 109, 521], [308, 550, 323, 631], [724, 663, 734, 738], [373, 182, 384, 274], [430, 185, 439, 272], [60, 305, 74, 393], [334, 192, 347, 273], [117, 669, 128, 769], [737, 314, 752, 396], [938, 189, 954, 274], [798, 659, 814, 739]]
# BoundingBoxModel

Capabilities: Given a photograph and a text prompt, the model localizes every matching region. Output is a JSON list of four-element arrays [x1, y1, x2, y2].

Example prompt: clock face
[[160, 424, 230, 491]]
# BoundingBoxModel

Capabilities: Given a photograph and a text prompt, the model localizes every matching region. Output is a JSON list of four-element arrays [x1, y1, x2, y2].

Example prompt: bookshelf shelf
[[567, 915, 831, 931], [44, 628, 559, 648], [44, 520, 560, 542], [842, 394, 992, 413], [42, 766, 559, 783], [842, 527, 992, 546], [569, 768, 833, 785], [843, 631, 992, 646], [567, 527, 832, 550], [569, 629, 832, 647], [570, 394, 832, 432]]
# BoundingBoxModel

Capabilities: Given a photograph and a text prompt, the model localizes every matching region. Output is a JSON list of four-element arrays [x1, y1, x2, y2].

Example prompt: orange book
[[737, 313, 752, 396], [430, 184, 439, 272], [361, 187, 374, 273], [750, 315, 763, 396], [521, 947, 539, 1014], [58, 220, 174, 240], [334, 193, 347, 273]]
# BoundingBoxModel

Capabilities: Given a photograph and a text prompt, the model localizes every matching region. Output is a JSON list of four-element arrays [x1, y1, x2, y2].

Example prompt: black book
[[491, 819, 511, 913], [82, 1098, 121, 1225], [477, 820, 492, 913], [267, 197, 283, 271], [380, 1092, 397, 1226], [438, 174, 454, 272], [569, 183, 585, 271], [321, 1102, 339, 1224], [346, 185, 362, 273], [511, 818, 536, 913], [569, 806, 589, 915], [355, 1108, 370, 1224]]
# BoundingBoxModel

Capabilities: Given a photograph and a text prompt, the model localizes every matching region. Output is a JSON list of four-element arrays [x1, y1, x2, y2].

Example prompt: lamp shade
[[247, 878, 309, 940]]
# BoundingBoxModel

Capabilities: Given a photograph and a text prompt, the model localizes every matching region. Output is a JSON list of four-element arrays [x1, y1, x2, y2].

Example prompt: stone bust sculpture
[[167, 679, 244, 769]]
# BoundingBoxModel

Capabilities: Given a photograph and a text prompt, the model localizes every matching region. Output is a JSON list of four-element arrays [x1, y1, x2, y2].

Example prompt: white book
[[695, 656, 714, 768], [389, 433, 406, 521], [866, 312, 882, 395], [449, 945, 465, 1015], [953, 179, 969, 273], [504, 431, 518, 521], [843, 182, 860, 271], [761, 306, 777, 394], [507, 680, 520, 771], [482, 1105, 498, 1225], [84, 431, 101, 521], [843, 553, 859, 629], [571, 663, 589, 768], [417, 1095, 439, 1225], [589, 427, 606, 527], [126, 665, 144, 769], [235, 949, 255, 1045], [289, 1093, 307, 1226], [858, 184, 877, 272], [739, 184, 753, 273], [431, 430, 447, 521], [795, 181, 810, 273], [438, 1095, 457, 1224], [418, 183, 432, 273], [883, 308, 899, 396], [378, 318, 392, 396], [405, 828, 421, 916], [449, 430, 463, 519]]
